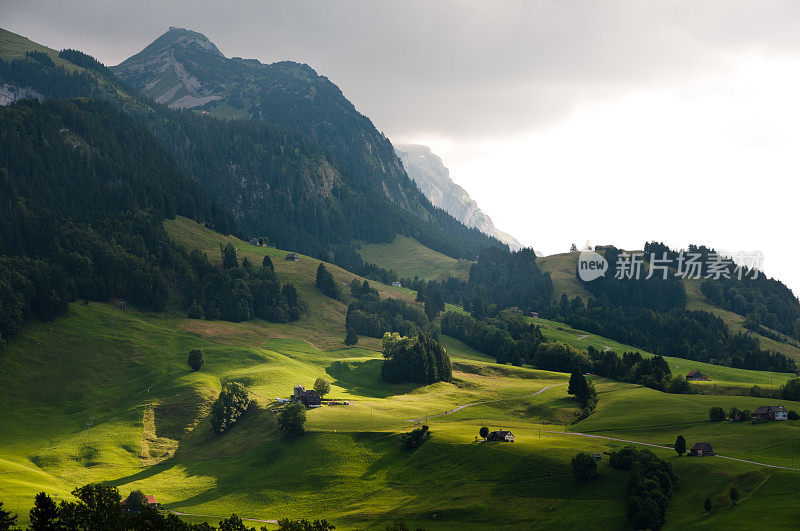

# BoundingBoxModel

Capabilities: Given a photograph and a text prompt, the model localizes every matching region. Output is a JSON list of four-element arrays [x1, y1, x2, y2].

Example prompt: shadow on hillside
[[104, 461, 174, 488], [326, 359, 421, 398]]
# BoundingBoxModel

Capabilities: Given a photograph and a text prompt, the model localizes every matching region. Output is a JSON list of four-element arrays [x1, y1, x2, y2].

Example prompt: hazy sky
[[3, 0, 799, 295]]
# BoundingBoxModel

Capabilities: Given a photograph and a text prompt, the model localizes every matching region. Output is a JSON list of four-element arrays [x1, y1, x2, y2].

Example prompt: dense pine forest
[[0, 99, 298, 345], [0, 43, 502, 264]]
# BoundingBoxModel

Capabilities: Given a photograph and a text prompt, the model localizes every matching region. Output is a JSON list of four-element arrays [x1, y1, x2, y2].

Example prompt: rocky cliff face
[[395, 144, 521, 250]]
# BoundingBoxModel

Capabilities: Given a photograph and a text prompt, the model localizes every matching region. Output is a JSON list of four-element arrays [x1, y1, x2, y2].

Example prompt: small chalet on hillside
[[285, 252, 299, 262], [391, 281, 402, 288], [686, 370, 709, 381], [690, 442, 715, 456], [752, 405, 788, 421], [292, 385, 321, 407], [487, 430, 515, 442]]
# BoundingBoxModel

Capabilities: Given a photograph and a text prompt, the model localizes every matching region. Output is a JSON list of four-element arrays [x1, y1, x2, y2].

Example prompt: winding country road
[[405, 383, 564, 423], [550, 431, 800, 472]]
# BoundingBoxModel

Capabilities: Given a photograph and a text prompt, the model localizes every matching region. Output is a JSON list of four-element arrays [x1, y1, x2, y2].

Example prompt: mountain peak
[[396, 143, 522, 250], [118, 27, 224, 67]]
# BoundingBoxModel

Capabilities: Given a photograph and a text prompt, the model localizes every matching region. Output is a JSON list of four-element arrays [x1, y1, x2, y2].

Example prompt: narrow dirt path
[[550, 431, 800, 471], [405, 383, 564, 423], [576, 334, 590, 340]]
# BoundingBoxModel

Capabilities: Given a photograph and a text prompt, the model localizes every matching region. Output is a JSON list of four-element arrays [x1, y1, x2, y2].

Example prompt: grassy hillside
[[3, 218, 800, 529], [0, 27, 80, 70], [357, 235, 472, 281], [536, 252, 593, 300]]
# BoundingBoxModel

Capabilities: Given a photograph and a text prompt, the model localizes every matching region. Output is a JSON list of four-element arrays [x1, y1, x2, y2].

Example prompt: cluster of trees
[[278, 403, 307, 436], [329, 245, 398, 286], [702, 276, 800, 340], [402, 425, 431, 450], [550, 296, 795, 373], [584, 347, 691, 394], [183, 245, 303, 323], [380, 332, 452, 384], [210, 382, 250, 434], [427, 247, 553, 312], [0, 99, 233, 346], [779, 378, 800, 401], [315, 263, 340, 299], [0, 484, 334, 530], [709, 406, 752, 422], [608, 446, 676, 530], [709, 405, 798, 422], [345, 288, 433, 339], [640, 241, 800, 341], [580, 244, 688, 312], [441, 309, 545, 365], [567, 371, 597, 419]]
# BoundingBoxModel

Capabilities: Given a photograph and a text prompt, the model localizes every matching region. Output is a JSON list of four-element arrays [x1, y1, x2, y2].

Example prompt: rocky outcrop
[[396, 144, 521, 250]]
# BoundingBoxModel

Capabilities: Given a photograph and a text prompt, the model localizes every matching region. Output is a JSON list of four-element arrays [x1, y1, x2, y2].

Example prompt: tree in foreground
[[29, 492, 59, 530], [313, 377, 331, 398], [277, 518, 335, 531], [187, 349, 205, 371], [122, 490, 149, 513], [571, 452, 597, 481], [479, 426, 489, 440], [210, 382, 250, 434], [278, 402, 307, 435], [729, 487, 740, 506], [0, 501, 17, 531], [344, 328, 359, 347], [218, 514, 253, 531], [674, 435, 687, 456]]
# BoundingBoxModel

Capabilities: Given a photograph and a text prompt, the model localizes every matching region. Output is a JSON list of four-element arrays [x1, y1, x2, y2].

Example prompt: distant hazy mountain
[[396, 144, 521, 250]]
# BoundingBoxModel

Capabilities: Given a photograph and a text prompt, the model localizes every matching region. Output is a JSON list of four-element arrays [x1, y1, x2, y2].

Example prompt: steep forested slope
[[0, 99, 231, 343], [0, 27, 502, 262]]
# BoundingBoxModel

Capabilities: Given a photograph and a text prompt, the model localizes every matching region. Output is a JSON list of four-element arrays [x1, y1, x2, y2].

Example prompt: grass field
[[3, 219, 800, 529], [356, 235, 472, 281]]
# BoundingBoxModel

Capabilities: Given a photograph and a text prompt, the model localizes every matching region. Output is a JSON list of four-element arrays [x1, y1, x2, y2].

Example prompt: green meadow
[[356, 235, 472, 281], [2, 219, 800, 529]]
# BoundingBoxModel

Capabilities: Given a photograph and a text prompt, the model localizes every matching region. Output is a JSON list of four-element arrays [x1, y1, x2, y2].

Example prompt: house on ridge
[[686, 370, 709, 381], [752, 405, 788, 421], [487, 430, 514, 442]]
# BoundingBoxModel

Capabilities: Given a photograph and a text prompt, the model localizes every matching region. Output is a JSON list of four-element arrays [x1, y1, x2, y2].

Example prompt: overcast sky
[[3, 0, 799, 295]]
